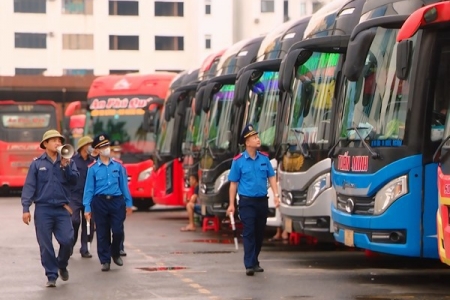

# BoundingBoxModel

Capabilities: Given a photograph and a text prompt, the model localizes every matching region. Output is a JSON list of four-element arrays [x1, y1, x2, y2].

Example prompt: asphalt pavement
[[2, 197, 450, 300]]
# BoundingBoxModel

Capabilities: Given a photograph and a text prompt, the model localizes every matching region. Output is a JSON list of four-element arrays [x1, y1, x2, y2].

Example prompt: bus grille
[[337, 194, 374, 215]]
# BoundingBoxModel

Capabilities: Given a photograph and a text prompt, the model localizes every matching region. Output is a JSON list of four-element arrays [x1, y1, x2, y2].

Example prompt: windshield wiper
[[347, 127, 381, 159], [328, 137, 349, 158], [289, 129, 311, 158], [203, 138, 217, 160]]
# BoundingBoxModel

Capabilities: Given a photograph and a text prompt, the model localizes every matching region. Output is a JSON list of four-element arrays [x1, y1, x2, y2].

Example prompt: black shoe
[[59, 268, 69, 281], [253, 265, 264, 272], [246, 268, 254, 276], [101, 263, 110, 272], [119, 250, 127, 257], [112, 256, 123, 266], [46, 280, 56, 287], [81, 252, 92, 258]]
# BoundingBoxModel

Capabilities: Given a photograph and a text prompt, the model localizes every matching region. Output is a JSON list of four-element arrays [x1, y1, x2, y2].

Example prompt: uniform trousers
[[91, 195, 125, 264], [238, 196, 268, 269], [34, 205, 74, 280], [69, 199, 93, 255]]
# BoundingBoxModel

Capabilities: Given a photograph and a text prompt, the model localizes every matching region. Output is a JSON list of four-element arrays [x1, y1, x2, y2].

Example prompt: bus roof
[[87, 72, 177, 99], [0, 100, 57, 108]]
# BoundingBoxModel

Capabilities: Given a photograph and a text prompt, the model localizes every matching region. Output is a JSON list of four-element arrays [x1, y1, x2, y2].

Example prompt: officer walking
[[69, 136, 95, 258], [227, 124, 280, 276], [21, 130, 79, 287], [83, 134, 133, 272]]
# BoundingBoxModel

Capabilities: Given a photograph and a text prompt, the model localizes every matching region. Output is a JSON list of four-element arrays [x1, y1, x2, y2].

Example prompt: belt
[[95, 194, 123, 200], [239, 195, 268, 201]]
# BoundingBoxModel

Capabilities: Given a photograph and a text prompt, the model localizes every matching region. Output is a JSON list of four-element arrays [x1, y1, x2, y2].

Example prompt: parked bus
[[275, 0, 365, 242], [198, 36, 264, 217], [398, 1, 450, 263], [182, 50, 226, 204], [330, 0, 442, 258], [0, 100, 59, 194], [65, 72, 176, 210], [150, 69, 199, 206], [232, 17, 311, 228]]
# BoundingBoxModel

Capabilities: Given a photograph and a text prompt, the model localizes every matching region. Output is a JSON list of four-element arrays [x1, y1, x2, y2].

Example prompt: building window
[[155, 1, 184, 17], [109, 1, 139, 16], [109, 35, 139, 50], [155, 36, 184, 51], [283, 0, 289, 21], [15, 33, 46, 49], [15, 68, 47, 75], [312, 1, 323, 13], [300, 2, 306, 15], [62, 0, 93, 15], [14, 0, 46, 13], [109, 69, 139, 75], [205, 35, 211, 49], [155, 69, 183, 73], [205, 0, 211, 14], [62, 34, 94, 50], [63, 69, 94, 76], [261, 0, 274, 13]]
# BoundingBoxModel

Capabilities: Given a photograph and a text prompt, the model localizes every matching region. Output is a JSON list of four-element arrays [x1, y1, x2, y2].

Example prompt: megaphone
[[57, 144, 75, 159]]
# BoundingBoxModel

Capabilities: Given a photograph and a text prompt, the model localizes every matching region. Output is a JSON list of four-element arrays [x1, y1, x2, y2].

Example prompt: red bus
[[65, 72, 176, 210], [149, 70, 199, 206], [0, 100, 59, 194]]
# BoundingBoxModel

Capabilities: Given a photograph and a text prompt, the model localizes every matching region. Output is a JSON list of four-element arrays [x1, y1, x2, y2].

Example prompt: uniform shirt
[[21, 153, 79, 213], [83, 158, 133, 213], [228, 150, 275, 197], [70, 153, 95, 200]]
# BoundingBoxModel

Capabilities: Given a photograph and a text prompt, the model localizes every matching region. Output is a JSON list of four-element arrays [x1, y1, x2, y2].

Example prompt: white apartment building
[[0, 0, 330, 77]]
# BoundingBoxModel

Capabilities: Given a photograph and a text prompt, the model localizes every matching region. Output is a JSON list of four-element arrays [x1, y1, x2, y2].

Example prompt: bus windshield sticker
[[2, 114, 51, 128], [89, 97, 154, 110]]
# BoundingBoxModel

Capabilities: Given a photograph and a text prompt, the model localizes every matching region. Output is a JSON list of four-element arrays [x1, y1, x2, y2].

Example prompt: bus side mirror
[[195, 87, 205, 115], [164, 103, 171, 122], [234, 69, 255, 107], [143, 110, 159, 133], [279, 49, 301, 93], [343, 28, 376, 81], [396, 40, 412, 80], [202, 82, 218, 113]]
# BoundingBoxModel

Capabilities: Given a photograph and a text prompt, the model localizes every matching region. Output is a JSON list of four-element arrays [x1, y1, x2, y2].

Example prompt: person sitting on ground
[[181, 174, 201, 232]]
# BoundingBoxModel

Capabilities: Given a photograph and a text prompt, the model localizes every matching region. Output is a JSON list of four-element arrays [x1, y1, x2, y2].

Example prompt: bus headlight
[[138, 167, 153, 181], [374, 175, 408, 215], [306, 173, 331, 205], [214, 170, 230, 193]]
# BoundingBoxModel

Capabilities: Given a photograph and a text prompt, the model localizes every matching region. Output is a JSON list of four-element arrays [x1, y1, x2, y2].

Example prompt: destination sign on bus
[[2, 114, 51, 128], [337, 151, 369, 172], [89, 97, 154, 110]]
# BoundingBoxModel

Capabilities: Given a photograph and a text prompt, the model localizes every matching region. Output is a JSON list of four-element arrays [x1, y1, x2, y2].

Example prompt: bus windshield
[[338, 28, 413, 144], [87, 96, 157, 157], [206, 84, 235, 151], [283, 52, 340, 149], [156, 105, 174, 155], [247, 71, 279, 148], [0, 105, 57, 143]]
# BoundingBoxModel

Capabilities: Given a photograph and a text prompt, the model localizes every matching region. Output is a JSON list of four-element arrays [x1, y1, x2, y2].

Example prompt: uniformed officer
[[21, 130, 79, 287], [227, 124, 280, 276], [70, 136, 95, 258], [83, 134, 133, 272], [110, 140, 127, 257]]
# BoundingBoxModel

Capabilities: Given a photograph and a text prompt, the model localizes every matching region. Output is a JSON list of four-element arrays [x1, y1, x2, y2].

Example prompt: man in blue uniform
[[21, 130, 79, 287], [70, 136, 95, 258], [83, 133, 133, 272], [227, 124, 280, 276]]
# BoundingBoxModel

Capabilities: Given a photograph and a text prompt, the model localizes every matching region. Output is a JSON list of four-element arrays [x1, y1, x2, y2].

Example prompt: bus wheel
[[133, 199, 155, 211]]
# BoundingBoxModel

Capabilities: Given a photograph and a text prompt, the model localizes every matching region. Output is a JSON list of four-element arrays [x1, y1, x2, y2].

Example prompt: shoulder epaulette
[[88, 161, 96, 167], [33, 157, 38, 161], [233, 153, 243, 161], [259, 151, 269, 157]]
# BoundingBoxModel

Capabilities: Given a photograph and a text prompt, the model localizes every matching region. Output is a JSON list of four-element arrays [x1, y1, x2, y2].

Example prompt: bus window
[[432, 44, 450, 142]]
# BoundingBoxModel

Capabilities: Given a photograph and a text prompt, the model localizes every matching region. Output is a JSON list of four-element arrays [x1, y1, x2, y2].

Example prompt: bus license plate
[[284, 217, 292, 233], [344, 229, 354, 247]]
